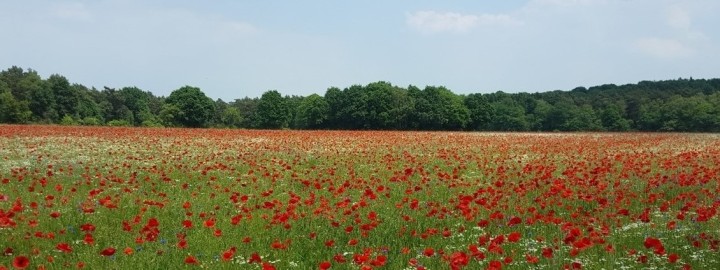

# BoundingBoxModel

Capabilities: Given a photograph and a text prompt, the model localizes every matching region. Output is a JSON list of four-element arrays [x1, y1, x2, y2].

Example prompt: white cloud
[[406, 11, 521, 34], [634, 37, 692, 59]]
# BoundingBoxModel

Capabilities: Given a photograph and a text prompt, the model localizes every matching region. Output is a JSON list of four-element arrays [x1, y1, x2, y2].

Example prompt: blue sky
[[1, 0, 718, 100]]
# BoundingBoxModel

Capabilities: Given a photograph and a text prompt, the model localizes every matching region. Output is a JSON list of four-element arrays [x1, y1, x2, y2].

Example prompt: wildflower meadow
[[1, 125, 719, 269]]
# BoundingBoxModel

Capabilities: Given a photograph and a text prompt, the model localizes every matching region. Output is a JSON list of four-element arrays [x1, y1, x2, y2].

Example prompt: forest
[[1, 66, 719, 131]]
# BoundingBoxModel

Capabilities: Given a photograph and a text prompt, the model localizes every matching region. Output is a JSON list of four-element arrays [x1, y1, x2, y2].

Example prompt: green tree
[[464, 93, 493, 130], [117, 86, 155, 126], [600, 104, 631, 131], [365, 82, 413, 129], [159, 104, 181, 127], [543, 100, 577, 131], [0, 81, 31, 123], [489, 97, 529, 131], [47, 74, 80, 119], [323, 87, 345, 129], [165, 86, 215, 127], [231, 97, 260, 128], [528, 99, 552, 131], [73, 84, 102, 121], [256, 90, 291, 129], [566, 105, 603, 131], [0, 66, 30, 100], [295, 94, 329, 129], [411, 86, 469, 130], [213, 99, 243, 128]]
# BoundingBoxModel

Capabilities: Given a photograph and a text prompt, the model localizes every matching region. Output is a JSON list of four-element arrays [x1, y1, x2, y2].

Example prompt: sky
[[1, 0, 719, 101]]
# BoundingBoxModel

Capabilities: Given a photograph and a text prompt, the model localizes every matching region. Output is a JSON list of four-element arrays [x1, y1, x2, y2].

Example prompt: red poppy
[[80, 223, 95, 232], [333, 254, 346, 263], [449, 252, 469, 269], [100, 247, 116, 256], [487, 260, 502, 270], [319, 261, 332, 270], [508, 232, 521, 242], [370, 255, 387, 266], [221, 247, 236, 261], [12, 255, 30, 269], [83, 233, 94, 245], [423, 247, 434, 257], [203, 218, 215, 228], [56, 243, 72, 253], [541, 247, 553, 258], [184, 255, 199, 265], [249, 252, 262, 264], [182, 220, 192, 228], [262, 262, 276, 270]]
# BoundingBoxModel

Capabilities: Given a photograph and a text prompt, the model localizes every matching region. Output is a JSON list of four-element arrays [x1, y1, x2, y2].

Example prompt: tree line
[[2, 66, 720, 131]]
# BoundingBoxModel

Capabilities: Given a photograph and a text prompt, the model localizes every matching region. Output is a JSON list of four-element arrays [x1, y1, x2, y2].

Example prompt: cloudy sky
[[1, 0, 718, 100]]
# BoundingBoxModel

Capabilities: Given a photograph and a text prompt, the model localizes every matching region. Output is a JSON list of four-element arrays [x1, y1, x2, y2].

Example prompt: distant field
[[1, 126, 719, 269]]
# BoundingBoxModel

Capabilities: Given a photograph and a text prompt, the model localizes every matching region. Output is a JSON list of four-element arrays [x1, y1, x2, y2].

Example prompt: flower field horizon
[[1, 125, 719, 269]]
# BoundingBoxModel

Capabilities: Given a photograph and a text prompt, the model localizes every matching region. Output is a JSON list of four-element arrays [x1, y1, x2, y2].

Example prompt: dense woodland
[[1, 66, 720, 131]]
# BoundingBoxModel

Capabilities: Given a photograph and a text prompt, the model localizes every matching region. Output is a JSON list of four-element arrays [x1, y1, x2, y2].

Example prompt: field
[[1, 126, 719, 269]]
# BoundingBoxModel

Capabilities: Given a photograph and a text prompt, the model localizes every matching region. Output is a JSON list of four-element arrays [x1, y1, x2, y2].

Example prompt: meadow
[[1, 125, 719, 269]]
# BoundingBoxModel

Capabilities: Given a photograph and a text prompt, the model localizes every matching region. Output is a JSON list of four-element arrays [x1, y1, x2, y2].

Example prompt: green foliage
[[411, 85, 470, 130], [296, 94, 329, 129], [141, 120, 164, 127], [59, 115, 78, 126], [600, 105, 631, 131], [159, 104, 181, 127], [0, 87, 32, 123], [256, 90, 290, 129], [231, 97, 260, 128], [81, 117, 101, 126], [165, 86, 215, 128], [1, 66, 720, 131], [47, 74, 80, 118], [107, 119, 132, 127], [465, 93, 494, 130]]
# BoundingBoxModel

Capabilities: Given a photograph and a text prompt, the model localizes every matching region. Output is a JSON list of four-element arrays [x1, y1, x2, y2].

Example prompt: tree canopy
[[2, 66, 720, 132], [164, 86, 215, 128]]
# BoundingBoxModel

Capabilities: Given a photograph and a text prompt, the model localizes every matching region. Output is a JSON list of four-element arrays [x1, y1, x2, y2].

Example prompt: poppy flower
[[319, 261, 332, 270], [423, 247, 434, 257], [56, 243, 72, 253], [221, 247, 236, 261], [262, 262, 276, 270], [249, 252, 262, 264], [13, 255, 30, 269], [100, 247, 116, 256], [182, 220, 192, 229], [487, 260, 502, 270], [449, 252, 469, 269], [508, 232, 521, 242], [184, 255, 199, 265], [80, 223, 95, 232], [541, 247, 553, 258], [333, 254, 346, 263]]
